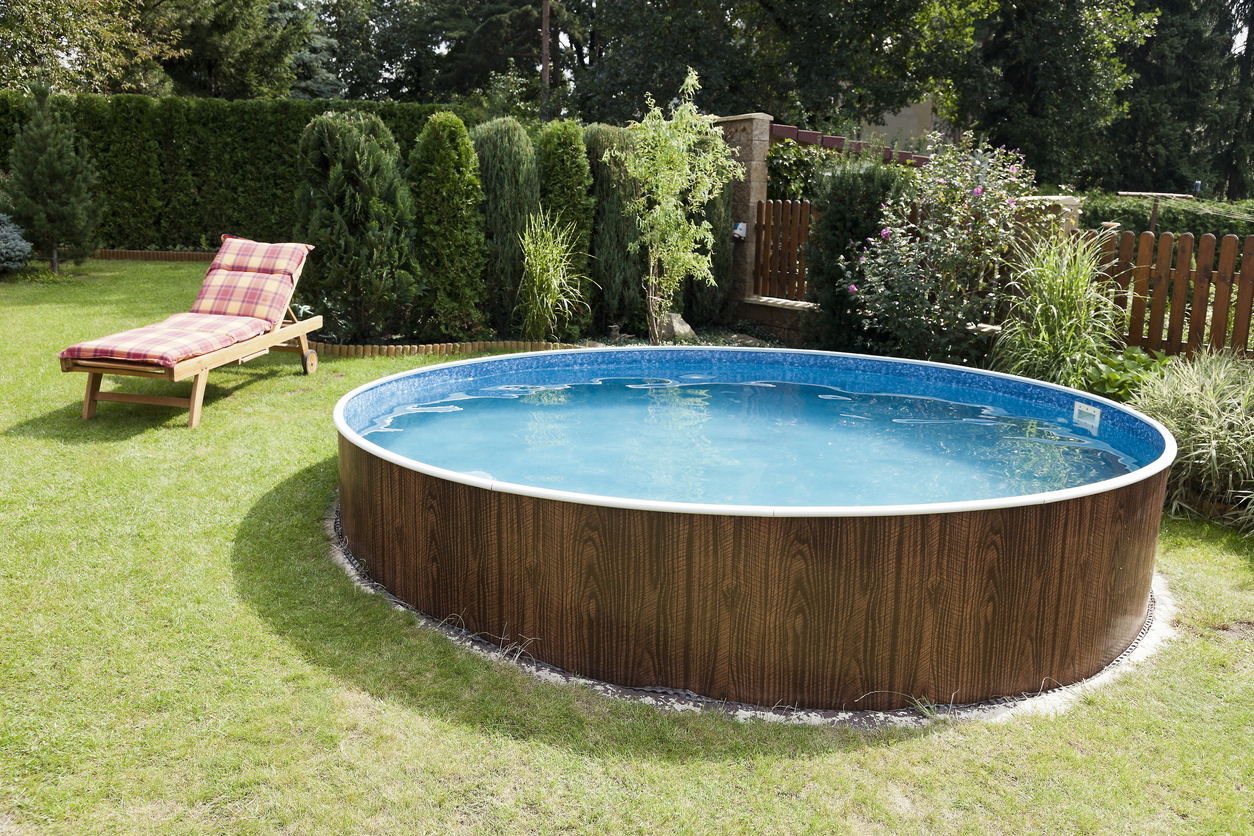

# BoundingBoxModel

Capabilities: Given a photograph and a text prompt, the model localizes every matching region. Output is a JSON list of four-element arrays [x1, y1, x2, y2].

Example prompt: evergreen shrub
[[0, 91, 479, 249], [537, 120, 595, 338], [470, 117, 539, 337], [583, 123, 644, 332], [0, 213, 32, 273], [801, 157, 914, 351], [294, 111, 420, 344], [3, 82, 100, 272], [407, 111, 490, 342], [683, 178, 735, 327]]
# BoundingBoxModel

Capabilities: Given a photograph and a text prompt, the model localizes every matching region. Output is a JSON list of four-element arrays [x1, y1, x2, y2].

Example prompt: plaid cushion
[[61, 325, 236, 368], [161, 312, 270, 341], [190, 235, 313, 325]]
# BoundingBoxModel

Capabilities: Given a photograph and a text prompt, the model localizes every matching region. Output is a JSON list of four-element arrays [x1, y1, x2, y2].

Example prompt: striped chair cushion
[[190, 236, 314, 325], [60, 313, 271, 368], [61, 325, 236, 368], [161, 312, 271, 341]]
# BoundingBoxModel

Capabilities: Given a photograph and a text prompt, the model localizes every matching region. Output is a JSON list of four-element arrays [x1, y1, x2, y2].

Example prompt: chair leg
[[82, 373, 102, 420], [187, 372, 209, 428]]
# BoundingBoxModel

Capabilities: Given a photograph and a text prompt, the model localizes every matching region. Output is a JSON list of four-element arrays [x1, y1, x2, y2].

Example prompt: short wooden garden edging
[[309, 340, 581, 358]]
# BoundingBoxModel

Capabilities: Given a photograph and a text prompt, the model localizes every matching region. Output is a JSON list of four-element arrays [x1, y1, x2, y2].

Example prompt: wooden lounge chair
[[59, 235, 323, 428]]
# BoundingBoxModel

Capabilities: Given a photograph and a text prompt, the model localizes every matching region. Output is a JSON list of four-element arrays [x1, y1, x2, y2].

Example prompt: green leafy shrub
[[991, 230, 1125, 389], [854, 133, 1036, 364], [407, 111, 489, 342], [516, 209, 588, 341], [1132, 350, 1254, 529], [470, 116, 540, 337], [0, 213, 32, 274], [801, 157, 915, 351], [583, 123, 645, 333], [1083, 346, 1169, 402], [3, 82, 100, 272], [294, 111, 421, 344], [537, 120, 595, 338], [767, 139, 840, 201]]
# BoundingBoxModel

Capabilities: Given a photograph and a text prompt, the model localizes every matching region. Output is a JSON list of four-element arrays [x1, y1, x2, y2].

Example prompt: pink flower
[[1008, 198, 1017, 207], [880, 228, 891, 239], [848, 284, 859, 294], [1010, 165, 1019, 174], [973, 186, 984, 197]]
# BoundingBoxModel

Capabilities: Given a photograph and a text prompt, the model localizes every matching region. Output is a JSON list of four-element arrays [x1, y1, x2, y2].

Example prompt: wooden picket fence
[[1100, 231, 1254, 356], [753, 199, 811, 301]]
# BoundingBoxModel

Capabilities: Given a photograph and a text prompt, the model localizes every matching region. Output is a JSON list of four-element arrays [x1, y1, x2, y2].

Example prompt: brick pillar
[[715, 112, 773, 300]]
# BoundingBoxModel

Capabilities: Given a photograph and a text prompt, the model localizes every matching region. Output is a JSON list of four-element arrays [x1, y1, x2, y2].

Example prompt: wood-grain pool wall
[[338, 432, 1168, 711]]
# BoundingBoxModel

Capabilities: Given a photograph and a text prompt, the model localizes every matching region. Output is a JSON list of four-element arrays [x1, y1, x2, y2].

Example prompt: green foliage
[[682, 179, 735, 327], [1132, 350, 1254, 529], [1079, 192, 1254, 240], [583, 123, 645, 332], [767, 139, 844, 201], [0, 92, 478, 249], [0, 213, 32, 273], [1088, 0, 1234, 193], [855, 133, 1036, 365], [572, 1, 987, 128], [538, 119, 595, 338], [990, 230, 1126, 389], [470, 116, 540, 337], [1083, 345, 1170, 402], [3, 82, 101, 273], [516, 209, 588, 341], [406, 111, 489, 342], [941, 0, 1155, 185], [801, 157, 916, 351], [294, 110, 420, 344], [609, 69, 743, 344], [0, 0, 175, 91]]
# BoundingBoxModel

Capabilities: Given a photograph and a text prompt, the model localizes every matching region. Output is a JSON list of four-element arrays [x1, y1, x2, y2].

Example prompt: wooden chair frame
[[60, 307, 323, 428]]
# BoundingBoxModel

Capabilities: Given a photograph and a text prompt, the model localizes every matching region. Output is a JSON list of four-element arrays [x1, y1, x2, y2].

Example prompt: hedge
[[0, 90, 481, 249], [1080, 191, 1254, 240]]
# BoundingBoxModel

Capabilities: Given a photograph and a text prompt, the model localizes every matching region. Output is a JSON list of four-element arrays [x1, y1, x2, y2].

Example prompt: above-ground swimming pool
[[335, 348, 1175, 711]]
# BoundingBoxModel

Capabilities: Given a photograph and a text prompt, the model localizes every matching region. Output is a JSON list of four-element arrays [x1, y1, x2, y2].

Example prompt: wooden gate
[[753, 199, 811, 301]]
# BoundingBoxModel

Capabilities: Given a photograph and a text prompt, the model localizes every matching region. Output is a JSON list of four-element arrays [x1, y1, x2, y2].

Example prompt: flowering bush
[[853, 133, 1036, 364]]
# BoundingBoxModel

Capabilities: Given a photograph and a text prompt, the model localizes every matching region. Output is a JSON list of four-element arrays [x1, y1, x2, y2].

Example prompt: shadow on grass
[[232, 459, 943, 762], [6, 367, 289, 441]]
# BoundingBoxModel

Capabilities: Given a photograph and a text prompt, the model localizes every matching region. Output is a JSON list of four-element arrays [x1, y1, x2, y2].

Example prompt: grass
[[1, 260, 1252, 834]]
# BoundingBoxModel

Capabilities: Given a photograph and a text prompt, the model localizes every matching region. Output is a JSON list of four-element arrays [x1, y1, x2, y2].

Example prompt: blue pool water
[[338, 348, 1171, 510]]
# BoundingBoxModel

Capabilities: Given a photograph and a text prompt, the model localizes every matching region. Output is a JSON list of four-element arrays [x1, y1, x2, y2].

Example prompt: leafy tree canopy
[[0, 0, 175, 91]]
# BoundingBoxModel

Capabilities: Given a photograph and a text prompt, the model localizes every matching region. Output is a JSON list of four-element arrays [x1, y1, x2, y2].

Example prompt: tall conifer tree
[[4, 82, 100, 273]]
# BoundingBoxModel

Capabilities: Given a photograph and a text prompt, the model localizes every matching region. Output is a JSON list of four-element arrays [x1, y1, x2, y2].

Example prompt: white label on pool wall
[[1074, 402, 1102, 434], [361, 377, 1142, 507]]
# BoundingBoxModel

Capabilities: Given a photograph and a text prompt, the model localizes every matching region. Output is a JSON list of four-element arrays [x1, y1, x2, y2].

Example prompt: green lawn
[[1, 261, 1251, 835]]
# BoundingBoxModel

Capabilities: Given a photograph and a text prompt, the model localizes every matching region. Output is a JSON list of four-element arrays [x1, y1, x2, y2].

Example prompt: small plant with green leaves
[[1083, 346, 1169, 402], [608, 69, 743, 345], [991, 229, 1125, 389], [515, 209, 589, 342], [1132, 349, 1254, 527]]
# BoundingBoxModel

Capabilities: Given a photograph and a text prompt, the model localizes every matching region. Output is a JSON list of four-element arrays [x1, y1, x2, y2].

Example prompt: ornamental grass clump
[[1132, 349, 1254, 529], [991, 229, 1125, 390], [515, 209, 589, 342]]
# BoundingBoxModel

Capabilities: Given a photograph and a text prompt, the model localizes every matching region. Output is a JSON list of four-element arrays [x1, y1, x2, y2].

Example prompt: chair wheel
[[302, 349, 318, 374]]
